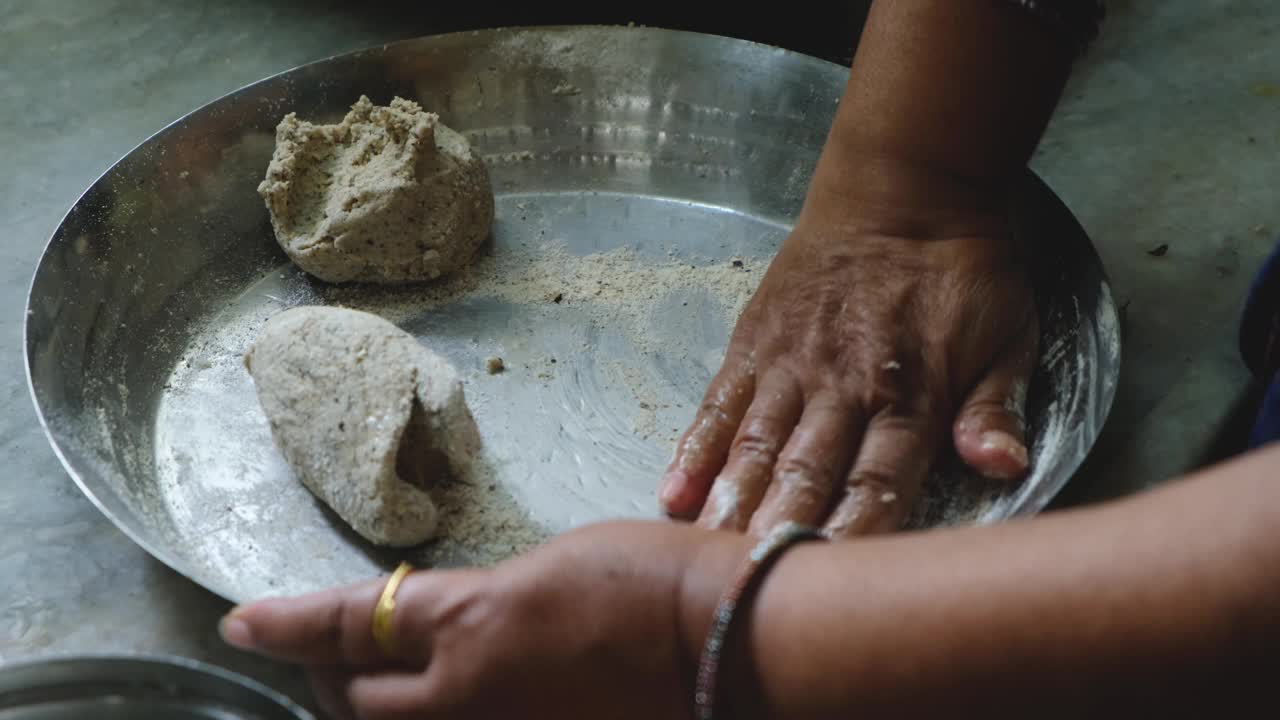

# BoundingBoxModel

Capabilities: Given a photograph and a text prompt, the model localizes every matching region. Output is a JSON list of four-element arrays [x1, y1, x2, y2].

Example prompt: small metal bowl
[[0, 655, 312, 719]]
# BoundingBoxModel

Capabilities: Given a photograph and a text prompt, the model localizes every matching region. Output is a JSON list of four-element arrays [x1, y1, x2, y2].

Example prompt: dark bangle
[[998, 0, 1107, 55], [694, 522, 825, 720]]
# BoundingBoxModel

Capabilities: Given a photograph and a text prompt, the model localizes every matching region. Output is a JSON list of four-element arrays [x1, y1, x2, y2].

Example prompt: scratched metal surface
[[24, 27, 1119, 603]]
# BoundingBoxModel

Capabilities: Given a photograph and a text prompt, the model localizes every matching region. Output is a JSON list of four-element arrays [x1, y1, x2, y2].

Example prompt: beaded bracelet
[[694, 522, 825, 720], [1000, 0, 1107, 55]]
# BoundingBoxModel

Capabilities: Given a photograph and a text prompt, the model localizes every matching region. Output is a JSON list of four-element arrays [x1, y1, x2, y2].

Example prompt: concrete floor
[[2, 0, 1277, 706]]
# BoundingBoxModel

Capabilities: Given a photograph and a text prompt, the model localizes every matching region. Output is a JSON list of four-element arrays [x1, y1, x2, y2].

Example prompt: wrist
[[677, 528, 828, 720], [801, 145, 1015, 241], [674, 530, 754, 716]]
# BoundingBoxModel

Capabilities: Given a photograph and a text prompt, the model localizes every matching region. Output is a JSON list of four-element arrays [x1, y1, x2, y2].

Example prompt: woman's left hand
[[220, 522, 740, 720]]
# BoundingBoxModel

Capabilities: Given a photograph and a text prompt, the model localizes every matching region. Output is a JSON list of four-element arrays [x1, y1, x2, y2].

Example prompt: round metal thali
[[25, 27, 1120, 603]]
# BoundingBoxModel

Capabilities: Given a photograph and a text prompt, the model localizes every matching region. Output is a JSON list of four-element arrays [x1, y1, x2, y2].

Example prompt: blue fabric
[[1242, 239, 1280, 448], [1251, 372, 1280, 449]]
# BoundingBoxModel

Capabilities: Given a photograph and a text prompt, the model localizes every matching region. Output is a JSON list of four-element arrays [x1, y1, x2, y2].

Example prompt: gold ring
[[372, 562, 414, 656]]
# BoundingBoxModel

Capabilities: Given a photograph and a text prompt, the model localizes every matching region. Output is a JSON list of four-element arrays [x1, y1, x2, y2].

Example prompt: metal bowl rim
[[0, 652, 312, 718]]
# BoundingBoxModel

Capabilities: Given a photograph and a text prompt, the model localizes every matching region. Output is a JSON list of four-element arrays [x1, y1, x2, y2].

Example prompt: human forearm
[[679, 443, 1280, 718], [809, 0, 1075, 233], [661, 3, 1089, 536]]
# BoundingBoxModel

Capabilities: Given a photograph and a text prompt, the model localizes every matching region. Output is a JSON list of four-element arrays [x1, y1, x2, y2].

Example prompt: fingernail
[[659, 471, 688, 510], [219, 615, 255, 650], [980, 431, 1029, 469]]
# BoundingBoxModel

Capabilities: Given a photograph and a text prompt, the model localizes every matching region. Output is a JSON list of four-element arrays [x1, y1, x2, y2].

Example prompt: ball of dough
[[245, 306, 481, 547], [258, 96, 494, 284]]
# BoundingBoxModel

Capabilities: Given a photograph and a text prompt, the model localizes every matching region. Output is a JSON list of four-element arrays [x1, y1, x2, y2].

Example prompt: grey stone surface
[[1, 0, 1276, 708], [1037, 1, 1280, 503]]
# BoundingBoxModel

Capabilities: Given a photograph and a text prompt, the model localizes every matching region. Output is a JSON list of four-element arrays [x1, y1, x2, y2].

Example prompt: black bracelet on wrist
[[694, 522, 825, 720], [999, 0, 1107, 55]]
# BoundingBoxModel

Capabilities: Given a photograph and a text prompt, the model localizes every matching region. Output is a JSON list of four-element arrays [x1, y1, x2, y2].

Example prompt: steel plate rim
[[0, 652, 313, 719], [1008, 170, 1122, 519]]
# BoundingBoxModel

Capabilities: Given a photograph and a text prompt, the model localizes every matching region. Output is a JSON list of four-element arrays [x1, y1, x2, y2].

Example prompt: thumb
[[953, 319, 1038, 481]]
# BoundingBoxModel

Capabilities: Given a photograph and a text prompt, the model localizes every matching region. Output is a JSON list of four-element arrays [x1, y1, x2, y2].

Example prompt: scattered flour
[[323, 240, 762, 352]]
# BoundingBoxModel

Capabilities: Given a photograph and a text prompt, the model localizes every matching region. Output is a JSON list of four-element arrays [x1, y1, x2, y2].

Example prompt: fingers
[[660, 354, 755, 518], [953, 318, 1039, 480], [220, 573, 435, 666], [695, 373, 804, 531], [308, 666, 358, 720], [347, 671, 437, 720], [824, 411, 936, 538], [306, 667, 438, 720], [746, 394, 861, 536]]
